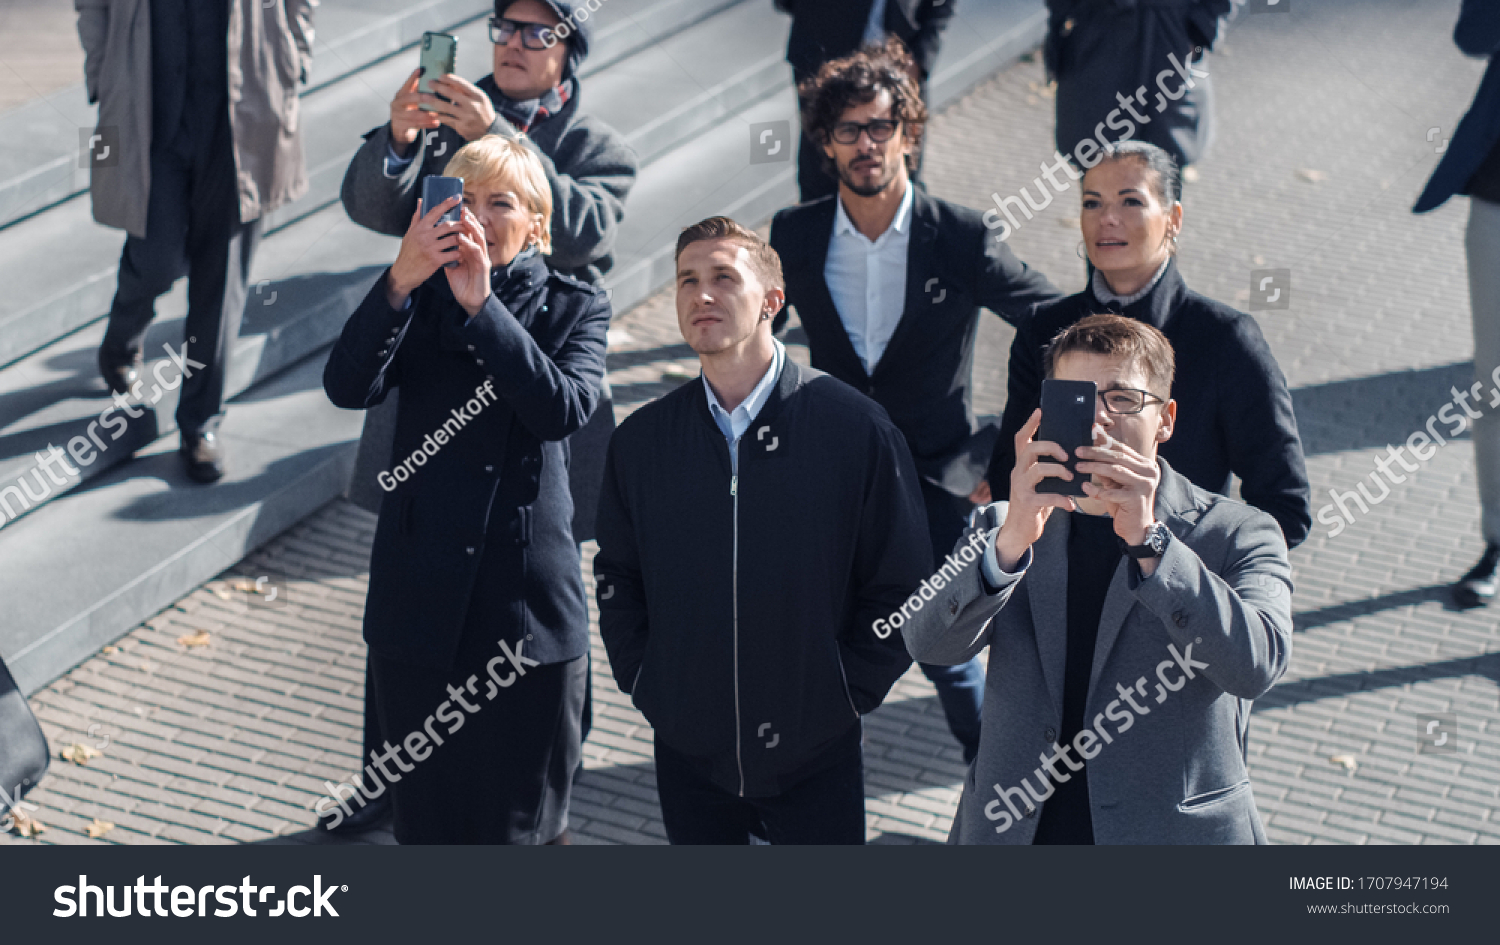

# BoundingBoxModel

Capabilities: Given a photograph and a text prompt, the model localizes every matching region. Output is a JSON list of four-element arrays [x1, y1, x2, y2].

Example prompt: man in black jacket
[[775, 0, 955, 201], [595, 217, 931, 844], [771, 41, 1062, 763]]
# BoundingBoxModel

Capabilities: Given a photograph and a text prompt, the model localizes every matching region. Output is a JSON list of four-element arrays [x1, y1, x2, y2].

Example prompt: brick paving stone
[[6, 0, 1499, 848]]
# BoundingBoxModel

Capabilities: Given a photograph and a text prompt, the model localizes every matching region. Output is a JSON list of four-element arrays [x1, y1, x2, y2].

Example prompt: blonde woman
[[323, 135, 608, 843]]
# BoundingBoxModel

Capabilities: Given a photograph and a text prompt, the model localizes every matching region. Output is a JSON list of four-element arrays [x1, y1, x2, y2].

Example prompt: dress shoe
[[180, 431, 226, 483], [1452, 542, 1499, 608], [317, 794, 392, 834], [98, 347, 143, 396]]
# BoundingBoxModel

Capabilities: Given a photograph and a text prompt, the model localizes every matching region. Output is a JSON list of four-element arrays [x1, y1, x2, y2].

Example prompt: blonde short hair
[[443, 134, 554, 255]]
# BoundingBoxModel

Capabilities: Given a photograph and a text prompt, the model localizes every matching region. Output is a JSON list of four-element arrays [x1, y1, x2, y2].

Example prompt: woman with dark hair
[[323, 135, 609, 844], [984, 140, 1312, 549]]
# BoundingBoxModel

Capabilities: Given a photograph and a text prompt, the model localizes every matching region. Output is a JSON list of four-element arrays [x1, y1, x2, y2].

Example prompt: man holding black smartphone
[[901, 314, 1293, 845]]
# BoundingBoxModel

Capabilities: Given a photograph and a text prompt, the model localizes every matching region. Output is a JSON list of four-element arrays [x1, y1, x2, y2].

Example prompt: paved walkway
[[6, 0, 1499, 845]]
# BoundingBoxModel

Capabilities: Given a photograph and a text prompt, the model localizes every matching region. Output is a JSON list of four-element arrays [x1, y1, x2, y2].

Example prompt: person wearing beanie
[[329, 0, 635, 834]]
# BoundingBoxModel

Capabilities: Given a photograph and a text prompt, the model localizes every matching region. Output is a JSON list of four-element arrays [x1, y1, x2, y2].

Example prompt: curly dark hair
[[798, 36, 928, 179]]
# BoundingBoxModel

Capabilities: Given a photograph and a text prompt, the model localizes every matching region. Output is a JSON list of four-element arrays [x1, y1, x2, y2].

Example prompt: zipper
[[730, 436, 745, 797]]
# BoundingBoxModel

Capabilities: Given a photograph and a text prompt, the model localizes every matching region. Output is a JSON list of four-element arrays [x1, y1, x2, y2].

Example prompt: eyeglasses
[[1098, 388, 1166, 415], [829, 118, 901, 145], [489, 16, 558, 50]]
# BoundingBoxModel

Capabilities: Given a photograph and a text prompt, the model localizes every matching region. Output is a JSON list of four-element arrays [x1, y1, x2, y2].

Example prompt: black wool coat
[[984, 259, 1312, 549], [324, 253, 610, 670], [771, 188, 1062, 496]]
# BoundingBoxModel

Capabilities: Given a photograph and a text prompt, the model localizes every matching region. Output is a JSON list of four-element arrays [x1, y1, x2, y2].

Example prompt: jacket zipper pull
[[730, 475, 737, 496]]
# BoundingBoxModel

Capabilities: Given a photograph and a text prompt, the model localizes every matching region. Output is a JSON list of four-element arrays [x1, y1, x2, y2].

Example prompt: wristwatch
[[1120, 521, 1170, 559]]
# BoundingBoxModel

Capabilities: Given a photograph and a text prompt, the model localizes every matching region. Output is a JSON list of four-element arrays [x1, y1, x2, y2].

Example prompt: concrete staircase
[[0, 0, 1046, 695]]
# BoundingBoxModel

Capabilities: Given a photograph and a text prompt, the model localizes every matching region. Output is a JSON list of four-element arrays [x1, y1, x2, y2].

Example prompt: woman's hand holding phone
[[994, 409, 1079, 571], [445, 208, 494, 319], [385, 197, 464, 309]]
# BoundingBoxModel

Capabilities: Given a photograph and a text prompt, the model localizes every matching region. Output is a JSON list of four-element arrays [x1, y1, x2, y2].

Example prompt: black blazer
[[983, 259, 1312, 549], [771, 188, 1061, 492], [1414, 0, 1500, 213], [323, 253, 610, 670], [775, 0, 955, 81]]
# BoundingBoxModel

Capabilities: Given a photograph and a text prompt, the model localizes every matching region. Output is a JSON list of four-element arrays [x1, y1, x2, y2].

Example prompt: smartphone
[[418, 31, 457, 113], [1034, 379, 1097, 497], [421, 175, 464, 268]]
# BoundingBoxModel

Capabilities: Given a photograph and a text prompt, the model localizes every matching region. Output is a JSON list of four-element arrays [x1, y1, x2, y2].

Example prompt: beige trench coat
[[74, 0, 316, 238]]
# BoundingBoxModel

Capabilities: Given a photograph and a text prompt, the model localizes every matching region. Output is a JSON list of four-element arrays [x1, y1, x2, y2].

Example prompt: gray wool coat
[[339, 78, 636, 540], [902, 460, 1293, 844], [75, 0, 317, 237]]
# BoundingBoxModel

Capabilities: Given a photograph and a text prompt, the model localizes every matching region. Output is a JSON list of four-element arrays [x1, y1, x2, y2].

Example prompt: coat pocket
[[1177, 779, 1251, 812]]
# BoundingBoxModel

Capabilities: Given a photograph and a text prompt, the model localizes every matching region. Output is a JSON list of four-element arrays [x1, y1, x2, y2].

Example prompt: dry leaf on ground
[[176, 630, 211, 648], [60, 743, 101, 766], [86, 818, 115, 839], [4, 810, 46, 838]]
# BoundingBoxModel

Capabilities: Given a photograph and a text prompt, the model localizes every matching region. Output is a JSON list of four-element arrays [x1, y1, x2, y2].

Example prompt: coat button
[[466, 547, 475, 555], [948, 600, 958, 615], [1173, 611, 1188, 628], [484, 465, 494, 473], [1025, 806, 1037, 818], [377, 349, 388, 358], [467, 344, 476, 352], [476, 358, 485, 366], [1044, 727, 1056, 742]]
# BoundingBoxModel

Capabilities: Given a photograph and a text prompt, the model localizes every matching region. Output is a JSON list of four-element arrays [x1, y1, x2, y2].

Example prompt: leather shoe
[[317, 794, 391, 834], [180, 431, 226, 483], [99, 347, 143, 396], [1452, 542, 1499, 608]]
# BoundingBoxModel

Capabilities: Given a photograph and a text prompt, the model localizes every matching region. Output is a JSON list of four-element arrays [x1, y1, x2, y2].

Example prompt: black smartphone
[[421, 175, 464, 268], [1035, 378, 1097, 497], [418, 32, 457, 113]]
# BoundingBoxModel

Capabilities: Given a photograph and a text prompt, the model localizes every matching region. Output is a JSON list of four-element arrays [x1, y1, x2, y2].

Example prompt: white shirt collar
[[704, 338, 785, 442], [833, 179, 913, 242]]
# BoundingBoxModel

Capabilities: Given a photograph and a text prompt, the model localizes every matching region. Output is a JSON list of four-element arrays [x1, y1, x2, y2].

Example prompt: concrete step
[[0, 347, 362, 696], [0, 202, 399, 525], [0, 0, 772, 370]]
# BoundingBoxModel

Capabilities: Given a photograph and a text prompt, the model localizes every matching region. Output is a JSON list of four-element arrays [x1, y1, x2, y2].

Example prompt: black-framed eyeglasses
[[1098, 388, 1166, 415], [488, 16, 558, 50], [829, 118, 901, 145]]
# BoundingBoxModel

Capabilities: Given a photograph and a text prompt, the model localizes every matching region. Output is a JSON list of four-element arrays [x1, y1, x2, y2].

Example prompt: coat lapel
[[874, 188, 937, 377], [1028, 508, 1070, 718], [801, 199, 869, 382]]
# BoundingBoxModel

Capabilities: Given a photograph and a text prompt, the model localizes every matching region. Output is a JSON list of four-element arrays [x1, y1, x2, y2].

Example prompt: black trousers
[[653, 724, 866, 845], [101, 108, 259, 436]]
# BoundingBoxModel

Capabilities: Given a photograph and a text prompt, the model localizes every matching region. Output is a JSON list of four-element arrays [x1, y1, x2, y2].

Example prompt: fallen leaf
[[1330, 753, 1357, 772], [1295, 168, 1327, 183], [228, 577, 260, 594], [101, 645, 117, 655], [86, 818, 115, 839], [5, 810, 46, 838], [176, 631, 211, 648], [60, 743, 101, 766]]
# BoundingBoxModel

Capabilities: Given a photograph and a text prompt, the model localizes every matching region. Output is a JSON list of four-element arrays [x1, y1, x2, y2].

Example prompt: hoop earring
[[1076, 240, 1087, 259]]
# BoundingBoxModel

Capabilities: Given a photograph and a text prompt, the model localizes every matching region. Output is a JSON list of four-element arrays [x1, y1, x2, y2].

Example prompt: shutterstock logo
[[54, 875, 346, 918]]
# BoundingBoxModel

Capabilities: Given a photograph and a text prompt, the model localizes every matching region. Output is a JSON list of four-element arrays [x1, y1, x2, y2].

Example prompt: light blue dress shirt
[[703, 339, 785, 474]]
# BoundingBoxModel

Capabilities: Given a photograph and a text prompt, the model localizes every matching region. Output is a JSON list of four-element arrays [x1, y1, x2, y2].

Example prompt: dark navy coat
[[1414, 0, 1500, 213], [323, 253, 609, 670]]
